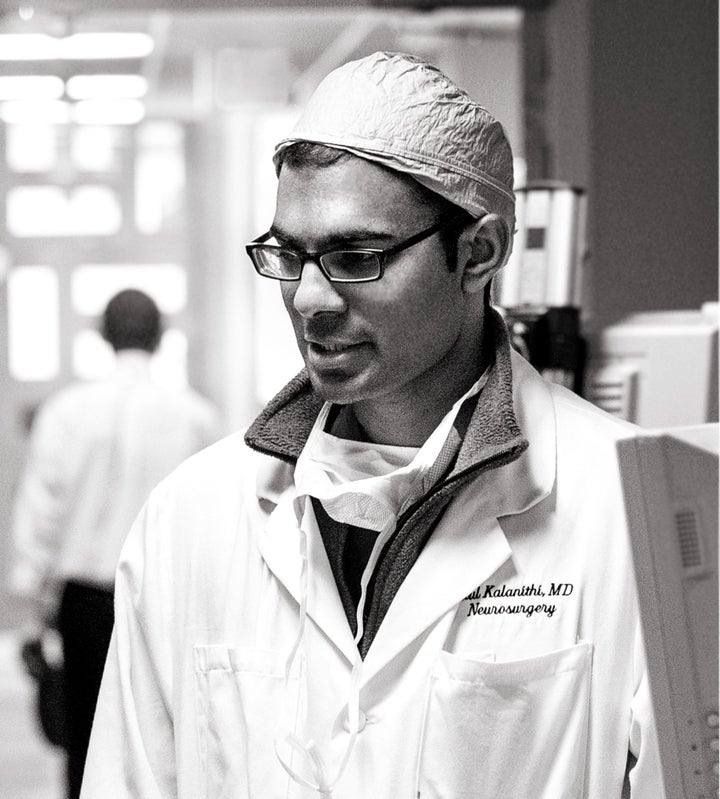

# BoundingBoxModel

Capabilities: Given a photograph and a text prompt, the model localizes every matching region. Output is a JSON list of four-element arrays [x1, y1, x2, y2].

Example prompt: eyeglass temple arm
[[381, 215, 466, 257]]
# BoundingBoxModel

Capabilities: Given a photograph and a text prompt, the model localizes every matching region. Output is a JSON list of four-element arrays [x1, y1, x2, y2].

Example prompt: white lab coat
[[81, 351, 663, 799]]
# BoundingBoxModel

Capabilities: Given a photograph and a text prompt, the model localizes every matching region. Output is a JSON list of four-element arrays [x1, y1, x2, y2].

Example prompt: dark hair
[[277, 141, 350, 171], [101, 289, 162, 353], [276, 142, 475, 270]]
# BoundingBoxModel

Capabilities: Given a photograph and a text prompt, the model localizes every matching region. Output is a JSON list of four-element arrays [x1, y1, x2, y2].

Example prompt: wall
[[544, 0, 718, 330]]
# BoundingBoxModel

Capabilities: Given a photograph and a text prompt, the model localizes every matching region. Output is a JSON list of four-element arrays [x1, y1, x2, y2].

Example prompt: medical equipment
[[500, 304, 585, 392], [498, 181, 587, 308], [496, 181, 588, 393], [617, 425, 719, 798], [585, 305, 718, 426]]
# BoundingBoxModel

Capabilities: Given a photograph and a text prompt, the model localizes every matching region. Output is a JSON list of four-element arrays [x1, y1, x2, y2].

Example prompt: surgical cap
[[274, 51, 515, 225]]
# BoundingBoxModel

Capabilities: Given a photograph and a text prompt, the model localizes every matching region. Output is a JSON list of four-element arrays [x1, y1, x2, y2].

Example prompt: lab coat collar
[[504, 347, 557, 514]]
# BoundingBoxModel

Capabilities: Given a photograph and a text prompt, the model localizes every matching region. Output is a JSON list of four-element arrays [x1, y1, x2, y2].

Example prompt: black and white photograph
[[0, 1, 716, 797]]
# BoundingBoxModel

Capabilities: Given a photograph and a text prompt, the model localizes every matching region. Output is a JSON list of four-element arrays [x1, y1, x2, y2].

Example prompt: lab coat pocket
[[194, 646, 298, 799], [417, 641, 593, 799]]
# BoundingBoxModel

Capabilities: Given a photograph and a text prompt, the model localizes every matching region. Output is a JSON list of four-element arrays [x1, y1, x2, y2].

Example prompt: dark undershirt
[[341, 523, 378, 610], [311, 498, 378, 634]]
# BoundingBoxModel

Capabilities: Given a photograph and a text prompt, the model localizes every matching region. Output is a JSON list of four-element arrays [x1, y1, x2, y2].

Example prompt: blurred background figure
[[9, 288, 219, 799]]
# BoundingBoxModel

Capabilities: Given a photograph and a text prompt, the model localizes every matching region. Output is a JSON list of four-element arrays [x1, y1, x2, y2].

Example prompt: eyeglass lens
[[253, 247, 381, 282], [321, 251, 380, 280]]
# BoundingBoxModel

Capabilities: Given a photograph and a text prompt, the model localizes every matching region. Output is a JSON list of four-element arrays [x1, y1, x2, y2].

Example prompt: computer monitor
[[617, 425, 718, 798], [585, 306, 718, 427]]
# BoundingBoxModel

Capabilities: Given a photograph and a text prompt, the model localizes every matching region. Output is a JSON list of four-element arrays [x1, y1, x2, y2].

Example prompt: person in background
[[11, 288, 219, 799], [82, 53, 662, 798]]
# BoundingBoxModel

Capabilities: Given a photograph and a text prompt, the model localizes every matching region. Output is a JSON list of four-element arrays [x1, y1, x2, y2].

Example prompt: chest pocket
[[417, 641, 593, 799], [194, 646, 298, 799]]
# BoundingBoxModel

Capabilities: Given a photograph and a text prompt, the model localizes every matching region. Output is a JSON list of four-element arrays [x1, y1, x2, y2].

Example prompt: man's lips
[[305, 339, 365, 353], [304, 338, 371, 370]]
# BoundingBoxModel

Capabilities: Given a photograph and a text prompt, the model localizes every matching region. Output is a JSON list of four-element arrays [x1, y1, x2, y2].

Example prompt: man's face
[[273, 156, 470, 407]]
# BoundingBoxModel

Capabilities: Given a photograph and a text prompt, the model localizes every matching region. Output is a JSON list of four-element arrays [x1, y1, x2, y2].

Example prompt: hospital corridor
[[0, 1, 716, 797]]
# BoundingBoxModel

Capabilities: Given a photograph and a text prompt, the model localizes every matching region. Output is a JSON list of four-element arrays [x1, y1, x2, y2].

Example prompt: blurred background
[[0, 0, 716, 796]]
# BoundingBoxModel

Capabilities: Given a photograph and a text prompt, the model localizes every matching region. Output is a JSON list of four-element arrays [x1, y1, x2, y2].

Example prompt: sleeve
[[627, 619, 666, 798], [10, 402, 73, 615], [80, 487, 178, 799]]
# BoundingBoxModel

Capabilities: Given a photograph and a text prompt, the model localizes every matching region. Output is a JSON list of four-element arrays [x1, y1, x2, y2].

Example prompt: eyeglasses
[[245, 215, 464, 283]]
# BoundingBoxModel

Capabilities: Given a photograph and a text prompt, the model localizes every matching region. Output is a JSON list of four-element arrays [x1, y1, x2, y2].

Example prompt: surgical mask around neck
[[294, 370, 489, 532]]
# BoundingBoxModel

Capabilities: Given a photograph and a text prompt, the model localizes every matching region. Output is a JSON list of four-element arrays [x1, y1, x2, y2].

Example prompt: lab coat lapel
[[304, 501, 358, 663], [361, 481, 512, 683], [257, 489, 358, 666]]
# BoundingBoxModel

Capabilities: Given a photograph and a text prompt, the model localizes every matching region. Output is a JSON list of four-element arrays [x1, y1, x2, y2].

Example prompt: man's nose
[[291, 260, 346, 318]]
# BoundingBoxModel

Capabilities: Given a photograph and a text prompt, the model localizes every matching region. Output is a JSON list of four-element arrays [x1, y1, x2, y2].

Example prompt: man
[[82, 53, 662, 797], [11, 289, 218, 799]]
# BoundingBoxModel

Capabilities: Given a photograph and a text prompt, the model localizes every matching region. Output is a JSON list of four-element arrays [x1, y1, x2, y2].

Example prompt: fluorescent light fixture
[[0, 32, 154, 61], [66, 74, 148, 100], [0, 75, 64, 100], [0, 34, 59, 60], [72, 98, 145, 125], [0, 99, 70, 124], [1, 97, 145, 125], [62, 33, 154, 60]]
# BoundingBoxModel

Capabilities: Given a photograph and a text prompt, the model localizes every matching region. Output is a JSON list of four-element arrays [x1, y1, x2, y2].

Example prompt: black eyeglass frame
[[245, 214, 467, 284]]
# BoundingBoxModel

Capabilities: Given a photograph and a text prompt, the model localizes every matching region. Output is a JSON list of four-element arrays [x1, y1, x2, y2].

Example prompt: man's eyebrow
[[269, 224, 397, 247]]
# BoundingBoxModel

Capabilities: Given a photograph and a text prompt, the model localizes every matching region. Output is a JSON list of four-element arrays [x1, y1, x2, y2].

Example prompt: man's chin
[[306, 367, 370, 405]]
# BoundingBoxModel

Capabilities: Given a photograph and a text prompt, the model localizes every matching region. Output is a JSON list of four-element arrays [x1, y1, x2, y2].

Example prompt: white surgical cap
[[274, 51, 515, 225]]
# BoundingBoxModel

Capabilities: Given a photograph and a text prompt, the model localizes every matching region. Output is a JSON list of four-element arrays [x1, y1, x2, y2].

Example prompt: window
[[7, 184, 122, 237], [8, 265, 60, 381], [71, 125, 127, 172], [5, 123, 58, 172]]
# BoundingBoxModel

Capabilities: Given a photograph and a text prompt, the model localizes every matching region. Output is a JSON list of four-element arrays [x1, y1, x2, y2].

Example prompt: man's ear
[[458, 214, 510, 294]]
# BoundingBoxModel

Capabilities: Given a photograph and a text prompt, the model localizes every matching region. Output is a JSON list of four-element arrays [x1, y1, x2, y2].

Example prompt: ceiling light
[[72, 99, 145, 125], [0, 34, 60, 60], [0, 99, 70, 124], [0, 75, 64, 100], [62, 33, 154, 60], [0, 32, 154, 61], [66, 74, 148, 100]]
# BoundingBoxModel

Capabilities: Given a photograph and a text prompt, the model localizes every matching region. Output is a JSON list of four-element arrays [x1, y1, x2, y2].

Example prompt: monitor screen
[[617, 425, 718, 797]]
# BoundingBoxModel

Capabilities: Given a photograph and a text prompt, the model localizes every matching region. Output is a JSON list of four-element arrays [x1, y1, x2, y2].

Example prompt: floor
[[0, 629, 65, 799]]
